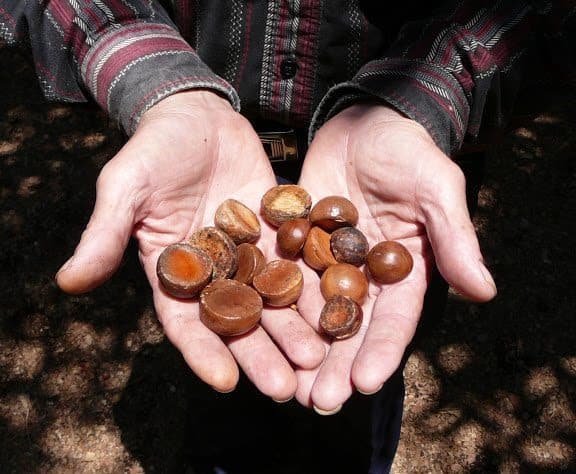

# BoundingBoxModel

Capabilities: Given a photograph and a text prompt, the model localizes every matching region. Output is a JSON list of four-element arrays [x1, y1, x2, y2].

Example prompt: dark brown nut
[[156, 243, 213, 298], [188, 226, 238, 280], [320, 262, 368, 305], [309, 195, 359, 231], [234, 243, 266, 285], [214, 198, 261, 244], [199, 279, 263, 336], [252, 259, 304, 307], [260, 184, 312, 227], [367, 240, 413, 284], [330, 227, 369, 266], [276, 218, 311, 258], [320, 295, 363, 340], [302, 226, 338, 272]]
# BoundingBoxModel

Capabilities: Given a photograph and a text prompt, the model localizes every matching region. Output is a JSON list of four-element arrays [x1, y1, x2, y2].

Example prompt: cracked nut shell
[[199, 279, 263, 336], [302, 226, 338, 272], [252, 259, 304, 307], [214, 198, 261, 244], [261, 185, 312, 227], [188, 226, 238, 280], [320, 295, 363, 340], [234, 243, 266, 285], [156, 243, 213, 298]]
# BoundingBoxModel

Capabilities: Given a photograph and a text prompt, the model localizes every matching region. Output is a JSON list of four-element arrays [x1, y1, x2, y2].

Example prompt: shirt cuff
[[80, 21, 240, 135], [310, 58, 471, 155]]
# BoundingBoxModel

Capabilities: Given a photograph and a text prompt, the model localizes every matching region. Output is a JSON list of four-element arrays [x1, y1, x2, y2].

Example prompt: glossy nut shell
[[234, 243, 266, 285], [199, 279, 263, 336], [188, 226, 238, 280], [252, 259, 304, 307], [309, 196, 358, 231], [320, 262, 368, 305], [156, 243, 213, 298], [302, 226, 338, 272], [367, 240, 413, 284], [320, 295, 363, 340], [276, 218, 311, 258]]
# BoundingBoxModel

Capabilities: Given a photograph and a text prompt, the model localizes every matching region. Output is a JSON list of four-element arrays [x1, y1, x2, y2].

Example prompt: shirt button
[[280, 58, 298, 79]]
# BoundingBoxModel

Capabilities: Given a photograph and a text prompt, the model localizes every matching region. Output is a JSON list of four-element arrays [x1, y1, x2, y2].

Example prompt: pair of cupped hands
[[56, 90, 496, 414]]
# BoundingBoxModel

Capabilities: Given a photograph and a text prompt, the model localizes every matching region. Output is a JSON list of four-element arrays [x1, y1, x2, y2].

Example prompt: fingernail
[[357, 384, 383, 396], [272, 395, 294, 404], [313, 404, 342, 416], [212, 386, 236, 394], [479, 263, 496, 291]]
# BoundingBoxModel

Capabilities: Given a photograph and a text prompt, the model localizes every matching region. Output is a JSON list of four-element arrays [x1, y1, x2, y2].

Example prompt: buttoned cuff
[[80, 22, 240, 135], [310, 58, 471, 155]]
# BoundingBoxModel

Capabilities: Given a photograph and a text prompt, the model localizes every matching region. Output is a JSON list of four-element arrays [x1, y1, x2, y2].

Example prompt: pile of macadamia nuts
[[156, 185, 413, 340]]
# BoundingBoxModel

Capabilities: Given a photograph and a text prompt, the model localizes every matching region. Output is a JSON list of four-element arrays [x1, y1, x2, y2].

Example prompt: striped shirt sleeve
[[0, 0, 239, 135], [311, 0, 569, 155]]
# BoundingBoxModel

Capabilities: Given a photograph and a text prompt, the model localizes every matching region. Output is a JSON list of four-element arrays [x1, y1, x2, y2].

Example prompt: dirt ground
[[1, 41, 575, 473]]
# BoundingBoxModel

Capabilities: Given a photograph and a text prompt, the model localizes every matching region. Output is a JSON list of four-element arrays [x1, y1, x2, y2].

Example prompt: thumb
[[56, 165, 136, 294], [423, 165, 497, 302]]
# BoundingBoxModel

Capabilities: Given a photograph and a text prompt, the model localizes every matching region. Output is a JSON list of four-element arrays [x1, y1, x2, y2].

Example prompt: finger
[[294, 367, 322, 409], [56, 165, 136, 294], [307, 292, 376, 412], [423, 162, 497, 302], [159, 295, 240, 392], [293, 264, 324, 332], [351, 275, 425, 395], [226, 327, 298, 402], [260, 306, 326, 370], [144, 251, 240, 392]]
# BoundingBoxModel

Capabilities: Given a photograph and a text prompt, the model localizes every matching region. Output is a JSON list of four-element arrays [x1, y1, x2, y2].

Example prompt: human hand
[[56, 90, 325, 400], [296, 103, 497, 413]]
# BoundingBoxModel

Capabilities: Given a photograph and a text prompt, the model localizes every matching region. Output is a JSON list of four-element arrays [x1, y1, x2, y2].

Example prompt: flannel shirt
[[0, 1, 573, 154]]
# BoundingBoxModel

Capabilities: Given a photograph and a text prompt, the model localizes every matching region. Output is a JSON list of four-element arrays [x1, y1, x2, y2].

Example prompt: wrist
[[141, 89, 235, 122]]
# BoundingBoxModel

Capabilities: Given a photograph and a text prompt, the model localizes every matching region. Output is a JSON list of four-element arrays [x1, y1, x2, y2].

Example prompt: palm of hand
[[296, 104, 495, 411], [57, 92, 325, 400]]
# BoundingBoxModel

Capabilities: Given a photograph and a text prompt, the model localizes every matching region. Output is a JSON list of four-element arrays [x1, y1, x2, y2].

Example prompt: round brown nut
[[367, 240, 413, 284], [320, 295, 363, 340], [261, 185, 312, 227], [309, 195, 358, 231], [302, 226, 338, 272], [276, 218, 311, 258], [252, 259, 304, 307], [199, 279, 263, 336], [330, 226, 369, 266], [156, 243, 213, 298], [188, 226, 238, 280], [320, 262, 368, 305], [234, 243, 266, 285], [214, 198, 261, 244]]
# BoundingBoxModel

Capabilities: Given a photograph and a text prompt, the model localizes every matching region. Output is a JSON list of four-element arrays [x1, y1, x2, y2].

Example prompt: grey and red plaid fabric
[[1, 1, 573, 153]]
